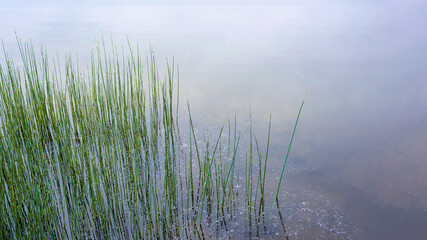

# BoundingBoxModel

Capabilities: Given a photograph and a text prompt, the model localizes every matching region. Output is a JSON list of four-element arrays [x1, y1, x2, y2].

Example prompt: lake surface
[[2, 0, 427, 239]]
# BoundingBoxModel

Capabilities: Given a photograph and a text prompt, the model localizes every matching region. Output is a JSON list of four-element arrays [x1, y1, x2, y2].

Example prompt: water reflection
[[1, 0, 427, 239]]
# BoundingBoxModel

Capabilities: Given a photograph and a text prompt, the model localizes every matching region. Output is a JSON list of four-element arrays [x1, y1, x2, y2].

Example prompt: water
[[2, 0, 427, 239]]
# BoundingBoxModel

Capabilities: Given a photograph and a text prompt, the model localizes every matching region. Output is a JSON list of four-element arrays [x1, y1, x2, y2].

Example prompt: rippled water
[[2, 0, 427, 239]]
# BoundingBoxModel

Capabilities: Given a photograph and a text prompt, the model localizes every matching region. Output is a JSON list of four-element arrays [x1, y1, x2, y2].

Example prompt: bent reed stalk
[[0, 37, 304, 239]]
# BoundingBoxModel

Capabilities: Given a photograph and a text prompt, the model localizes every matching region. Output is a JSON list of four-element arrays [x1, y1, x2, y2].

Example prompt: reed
[[0, 37, 304, 239], [276, 94, 306, 200]]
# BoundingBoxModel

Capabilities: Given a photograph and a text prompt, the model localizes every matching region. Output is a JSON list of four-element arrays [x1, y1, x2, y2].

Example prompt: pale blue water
[[1, 0, 427, 239]]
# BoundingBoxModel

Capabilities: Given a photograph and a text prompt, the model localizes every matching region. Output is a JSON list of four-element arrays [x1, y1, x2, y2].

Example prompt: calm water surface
[[2, 0, 427, 239]]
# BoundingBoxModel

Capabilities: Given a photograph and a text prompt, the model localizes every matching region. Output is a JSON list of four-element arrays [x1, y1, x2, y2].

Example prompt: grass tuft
[[0, 37, 304, 239]]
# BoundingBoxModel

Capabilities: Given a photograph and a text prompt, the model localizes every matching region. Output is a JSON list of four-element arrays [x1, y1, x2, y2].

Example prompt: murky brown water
[[2, 0, 427, 239]]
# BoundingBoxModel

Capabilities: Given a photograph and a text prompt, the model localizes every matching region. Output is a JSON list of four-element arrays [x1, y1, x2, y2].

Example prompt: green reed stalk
[[198, 125, 224, 225], [275, 95, 306, 200], [259, 113, 272, 212]]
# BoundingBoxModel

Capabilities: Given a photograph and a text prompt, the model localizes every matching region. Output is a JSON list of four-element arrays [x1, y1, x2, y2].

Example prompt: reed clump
[[0, 37, 304, 239]]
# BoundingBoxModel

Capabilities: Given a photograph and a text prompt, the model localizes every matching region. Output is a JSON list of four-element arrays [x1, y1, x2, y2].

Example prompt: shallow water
[[2, 0, 427, 239]]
